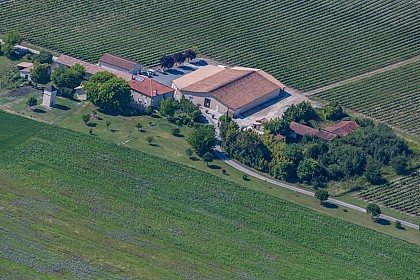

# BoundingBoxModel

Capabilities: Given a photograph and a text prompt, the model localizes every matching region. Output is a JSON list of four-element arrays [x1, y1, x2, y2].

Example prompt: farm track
[[304, 55, 420, 95]]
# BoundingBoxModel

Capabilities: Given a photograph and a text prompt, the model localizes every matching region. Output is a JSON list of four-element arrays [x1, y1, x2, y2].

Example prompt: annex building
[[172, 65, 286, 117]]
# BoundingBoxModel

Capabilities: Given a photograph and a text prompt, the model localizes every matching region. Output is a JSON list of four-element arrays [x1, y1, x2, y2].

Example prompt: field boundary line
[[305, 56, 420, 95]]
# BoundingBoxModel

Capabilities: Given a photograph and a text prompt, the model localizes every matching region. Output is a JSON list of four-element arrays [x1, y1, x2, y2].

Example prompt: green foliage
[[185, 147, 193, 158], [106, 120, 111, 130], [135, 122, 142, 131], [51, 65, 85, 89], [297, 158, 320, 184], [57, 87, 75, 98], [0, 111, 419, 279], [145, 105, 154, 115], [202, 151, 213, 166], [184, 49, 197, 61], [171, 127, 180, 136], [394, 220, 402, 229], [146, 135, 154, 144], [314, 189, 329, 204], [218, 114, 231, 123], [84, 72, 131, 111], [187, 125, 215, 156], [160, 55, 174, 69], [263, 117, 291, 136], [34, 50, 53, 64], [2, 30, 22, 57], [283, 101, 319, 125], [173, 52, 186, 64], [26, 96, 37, 108], [30, 63, 50, 84], [159, 98, 179, 117], [366, 203, 381, 220], [322, 101, 345, 121], [81, 113, 90, 125], [364, 158, 383, 184], [390, 155, 409, 175]]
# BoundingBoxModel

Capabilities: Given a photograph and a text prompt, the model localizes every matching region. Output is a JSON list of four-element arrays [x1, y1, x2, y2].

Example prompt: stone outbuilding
[[42, 85, 57, 107], [129, 75, 174, 109], [98, 53, 142, 75]]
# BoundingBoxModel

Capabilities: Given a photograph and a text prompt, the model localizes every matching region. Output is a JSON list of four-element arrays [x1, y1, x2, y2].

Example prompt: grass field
[[1, 111, 419, 279], [315, 61, 420, 136], [0, 0, 418, 90]]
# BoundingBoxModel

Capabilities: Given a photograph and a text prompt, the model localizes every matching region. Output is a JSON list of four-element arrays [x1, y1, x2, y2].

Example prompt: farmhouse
[[129, 75, 174, 109], [172, 65, 286, 117], [98, 53, 142, 75], [289, 121, 337, 141], [52, 55, 132, 81], [323, 121, 360, 136], [17, 62, 33, 81]]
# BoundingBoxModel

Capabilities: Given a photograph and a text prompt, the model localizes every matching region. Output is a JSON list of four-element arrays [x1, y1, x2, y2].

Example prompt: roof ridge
[[208, 69, 255, 93]]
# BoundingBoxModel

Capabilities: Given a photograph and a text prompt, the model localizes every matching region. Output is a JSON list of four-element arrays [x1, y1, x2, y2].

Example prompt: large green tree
[[314, 189, 329, 204], [30, 63, 50, 85], [323, 101, 345, 121], [159, 98, 179, 116], [187, 125, 215, 156], [84, 72, 131, 111], [366, 203, 381, 220], [35, 50, 53, 64], [297, 158, 320, 184], [2, 31, 22, 58], [51, 64, 85, 89]]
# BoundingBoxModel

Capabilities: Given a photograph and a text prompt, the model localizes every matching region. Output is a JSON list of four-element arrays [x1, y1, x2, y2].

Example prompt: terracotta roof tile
[[16, 62, 33, 69], [129, 75, 173, 97], [324, 121, 360, 136], [55, 55, 132, 81], [290, 121, 337, 141], [99, 53, 139, 71], [274, 134, 285, 141]]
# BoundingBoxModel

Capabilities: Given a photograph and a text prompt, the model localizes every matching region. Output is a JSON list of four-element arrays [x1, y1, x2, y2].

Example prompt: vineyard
[[358, 172, 420, 217], [0, 0, 418, 90], [315, 61, 420, 136], [1, 111, 419, 279]]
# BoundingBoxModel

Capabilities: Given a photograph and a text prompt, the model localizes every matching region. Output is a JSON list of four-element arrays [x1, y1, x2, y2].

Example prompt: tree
[[186, 148, 193, 158], [173, 52, 186, 65], [314, 189, 329, 204], [30, 63, 50, 84], [202, 152, 213, 166], [323, 101, 345, 121], [184, 49, 197, 61], [106, 120, 111, 130], [145, 105, 154, 116], [146, 136, 154, 145], [26, 97, 37, 110], [297, 158, 321, 184], [187, 125, 215, 156], [51, 64, 85, 89], [366, 203, 381, 220], [160, 55, 174, 69], [84, 72, 131, 111], [364, 158, 383, 184], [263, 117, 291, 136], [36, 50, 53, 64], [159, 98, 179, 117], [394, 220, 402, 229], [82, 114, 90, 125], [2, 31, 22, 58], [390, 155, 408, 175], [171, 127, 180, 136], [135, 122, 142, 131]]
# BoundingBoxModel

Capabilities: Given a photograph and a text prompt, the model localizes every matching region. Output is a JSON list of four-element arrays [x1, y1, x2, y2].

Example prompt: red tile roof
[[274, 134, 285, 141], [290, 121, 337, 141], [99, 53, 139, 71], [324, 121, 360, 137], [16, 62, 33, 69], [55, 55, 132, 81], [129, 75, 173, 97]]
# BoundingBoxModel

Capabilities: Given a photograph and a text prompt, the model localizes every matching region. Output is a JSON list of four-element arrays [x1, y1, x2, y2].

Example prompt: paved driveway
[[150, 60, 210, 87]]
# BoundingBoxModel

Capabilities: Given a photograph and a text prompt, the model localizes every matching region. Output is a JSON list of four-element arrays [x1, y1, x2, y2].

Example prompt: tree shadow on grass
[[151, 113, 161, 118], [149, 143, 160, 147], [54, 104, 71, 111], [110, 129, 118, 133], [322, 202, 339, 209], [190, 157, 199, 161], [87, 123, 97, 127], [208, 164, 221, 170], [374, 218, 391, 226], [33, 108, 46, 113]]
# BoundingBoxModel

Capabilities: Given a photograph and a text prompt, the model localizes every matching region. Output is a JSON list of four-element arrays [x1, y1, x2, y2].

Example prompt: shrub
[[171, 127, 181, 136]]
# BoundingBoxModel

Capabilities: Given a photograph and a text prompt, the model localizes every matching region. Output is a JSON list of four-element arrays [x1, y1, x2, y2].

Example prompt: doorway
[[204, 98, 211, 108]]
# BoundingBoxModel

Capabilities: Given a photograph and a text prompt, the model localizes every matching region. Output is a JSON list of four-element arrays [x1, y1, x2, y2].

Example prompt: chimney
[[131, 75, 135, 80], [155, 89, 158, 96], [318, 128, 321, 131]]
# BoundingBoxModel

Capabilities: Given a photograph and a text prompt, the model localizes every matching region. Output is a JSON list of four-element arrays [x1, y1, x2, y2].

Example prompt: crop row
[[316, 61, 420, 136], [358, 172, 420, 216], [0, 0, 418, 90]]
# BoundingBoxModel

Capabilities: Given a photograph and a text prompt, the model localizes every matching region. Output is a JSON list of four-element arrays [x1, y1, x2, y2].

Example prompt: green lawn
[[1, 111, 419, 279]]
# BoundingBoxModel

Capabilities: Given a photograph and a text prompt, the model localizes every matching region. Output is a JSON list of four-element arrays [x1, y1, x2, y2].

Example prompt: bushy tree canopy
[[51, 64, 85, 89], [173, 52, 186, 65], [184, 49, 197, 61], [314, 189, 329, 204], [30, 63, 50, 84], [2, 31, 22, 57], [323, 101, 345, 121], [366, 203, 381, 219], [159, 98, 179, 117], [84, 72, 131, 111], [160, 55, 174, 69], [35, 50, 53, 64], [187, 125, 215, 156]]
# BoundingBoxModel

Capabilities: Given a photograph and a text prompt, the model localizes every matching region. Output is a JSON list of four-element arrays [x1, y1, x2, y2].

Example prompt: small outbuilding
[[42, 85, 57, 107], [98, 53, 142, 75], [17, 62, 33, 81]]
